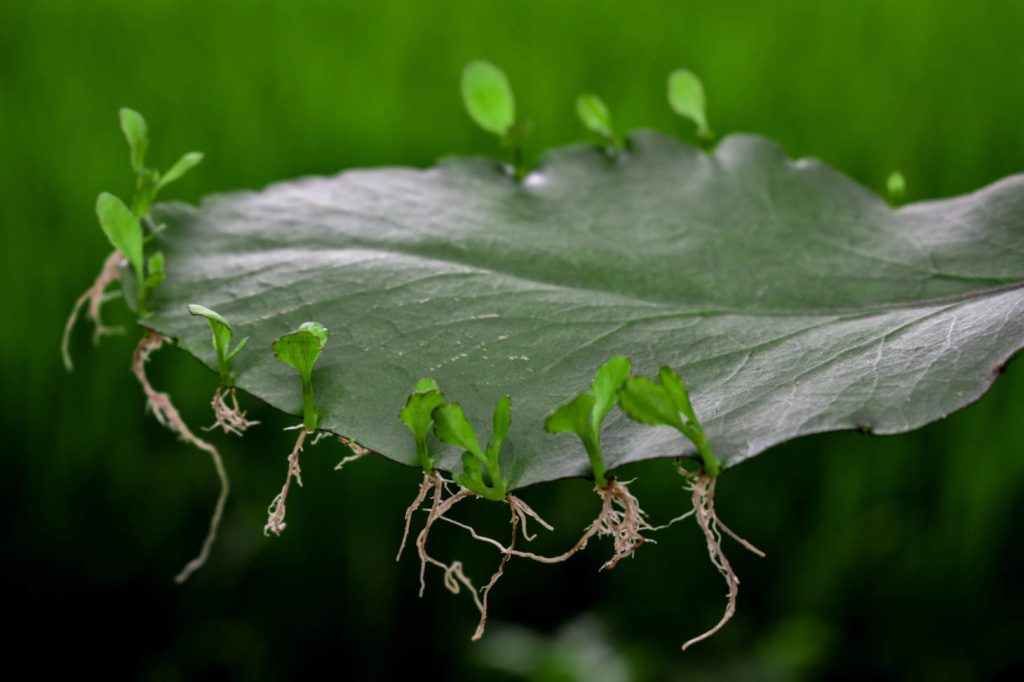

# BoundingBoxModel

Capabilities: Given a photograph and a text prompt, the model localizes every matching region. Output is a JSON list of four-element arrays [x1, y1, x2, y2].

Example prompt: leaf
[[618, 376, 686, 432], [144, 252, 166, 291], [399, 378, 445, 470], [119, 108, 148, 172], [461, 60, 515, 137], [187, 303, 234, 361], [575, 93, 616, 143], [667, 69, 710, 139], [273, 321, 328, 379], [157, 151, 204, 192], [488, 395, 512, 460], [95, 192, 143, 284], [433, 402, 485, 461], [591, 355, 631, 429], [545, 393, 596, 440], [657, 366, 697, 427], [145, 131, 1024, 489]]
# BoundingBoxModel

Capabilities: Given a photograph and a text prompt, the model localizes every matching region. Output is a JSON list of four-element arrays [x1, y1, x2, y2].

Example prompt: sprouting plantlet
[[887, 171, 907, 205], [187, 304, 257, 436], [667, 68, 713, 144], [575, 93, 622, 150], [545, 355, 631, 486], [620, 365, 763, 649], [619, 365, 721, 476], [273, 321, 329, 433], [399, 378, 446, 473], [62, 108, 203, 369], [433, 396, 511, 501], [461, 60, 528, 179], [265, 321, 329, 536]]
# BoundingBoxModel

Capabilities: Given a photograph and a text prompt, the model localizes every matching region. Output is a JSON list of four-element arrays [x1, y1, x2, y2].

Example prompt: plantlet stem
[[131, 331, 229, 584]]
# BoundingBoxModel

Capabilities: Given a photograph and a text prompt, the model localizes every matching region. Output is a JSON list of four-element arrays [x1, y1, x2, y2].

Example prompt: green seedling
[[432, 396, 511, 501], [187, 304, 249, 386], [119, 107, 203, 218], [273, 321, 329, 433], [887, 171, 907, 205], [575, 93, 622, 150], [400, 378, 446, 472], [461, 60, 527, 179], [619, 365, 721, 477], [545, 355, 631, 486], [667, 69, 713, 144]]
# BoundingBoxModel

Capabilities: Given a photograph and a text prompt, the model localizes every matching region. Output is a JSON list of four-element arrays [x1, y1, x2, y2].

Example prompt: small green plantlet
[[667, 69, 713, 143], [619, 366, 721, 477], [461, 60, 527, 178], [187, 304, 249, 387], [575, 93, 622, 150], [545, 355, 631, 486], [433, 396, 511, 501], [119, 108, 204, 217], [400, 378, 446, 472], [887, 171, 906, 205], [273, 321, 329, 432]]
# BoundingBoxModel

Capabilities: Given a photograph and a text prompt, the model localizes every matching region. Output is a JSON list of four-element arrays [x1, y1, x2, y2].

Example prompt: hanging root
[[264, 428, 308, 536], [681, 473, 765, 650], [132, 331, 229, 584], [62, 251, 126, 371], [206, 385, 259, 436], [333, 435, 373, 471]]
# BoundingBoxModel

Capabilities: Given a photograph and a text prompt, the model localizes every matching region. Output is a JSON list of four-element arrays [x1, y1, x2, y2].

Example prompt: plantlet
[[620, 365, 762, 649], [667, 68, 712, 143], [433, 396, 511, 501], [461, 60, 527, 178], [187, 304, 257, 435], [265, 321, 329, 536], [575, 93, 622, 150], [887, 170, 907, 205], [399, 378, 446, 472], [62, 108, 202, 369]]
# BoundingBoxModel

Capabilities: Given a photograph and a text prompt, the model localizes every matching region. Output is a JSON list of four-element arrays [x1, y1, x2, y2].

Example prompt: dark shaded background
[[3, 0, 1023, 679]]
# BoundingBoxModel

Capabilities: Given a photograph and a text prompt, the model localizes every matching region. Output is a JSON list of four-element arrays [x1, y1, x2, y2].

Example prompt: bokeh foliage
[[2, 0, 1022, 678]]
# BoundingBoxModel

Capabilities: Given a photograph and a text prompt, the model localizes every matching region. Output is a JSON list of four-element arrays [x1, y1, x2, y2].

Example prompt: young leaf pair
[[547, 358, 722, 480], [96, 108, 203, 315], [187, 304, 249, 387], [400, 380, 510, 501]]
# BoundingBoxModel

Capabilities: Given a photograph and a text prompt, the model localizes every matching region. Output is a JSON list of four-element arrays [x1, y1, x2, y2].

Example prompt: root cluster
[[132, 331, 229, 584], [207, 385, 259, 436], [62, 251, 125, 371]]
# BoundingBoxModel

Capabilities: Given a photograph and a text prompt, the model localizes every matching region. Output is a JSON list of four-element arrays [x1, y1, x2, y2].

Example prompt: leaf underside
[[144, 131, 1024, 489]]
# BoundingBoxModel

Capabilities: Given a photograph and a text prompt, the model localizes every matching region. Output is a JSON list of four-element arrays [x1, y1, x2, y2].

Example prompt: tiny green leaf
[[667, 69, 711, 140], [433, 402, 485, 461], [157, 152, 204, 192], [96, 192, 144, 286], [658, 365, 697, 426], [144, 251, 166, 291], [461, 60, 516, 137], [119, 108, 149, 173], [274, 321, 329, 431], [487, 395, 512, 460], [887, 171, 906, 205], [544, 393, 595, 440], [575, 93, 617, 145], [618, 375, 687, 431], [188, 303, 235, 383], [591, 355, 631, 429], [399, 378, 445, 471]]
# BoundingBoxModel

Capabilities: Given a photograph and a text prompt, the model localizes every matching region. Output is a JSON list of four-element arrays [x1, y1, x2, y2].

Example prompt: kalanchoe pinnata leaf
[[119, 108, 149, 173], [461, 60, 516, 138], [157, 152, 204, 192], [575, 93, 618, 147], [273, 321, 329, 432], [667, 69, 711, 140], [95, 192, 144, 286], [399, 378, 446, 472]]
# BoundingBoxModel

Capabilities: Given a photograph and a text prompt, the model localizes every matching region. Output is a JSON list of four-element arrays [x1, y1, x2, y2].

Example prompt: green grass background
[[2, 0, 1023, 679]]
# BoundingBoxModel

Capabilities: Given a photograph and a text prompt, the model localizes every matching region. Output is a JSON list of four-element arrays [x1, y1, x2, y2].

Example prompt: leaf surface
[[145, 131, 1024, 488]]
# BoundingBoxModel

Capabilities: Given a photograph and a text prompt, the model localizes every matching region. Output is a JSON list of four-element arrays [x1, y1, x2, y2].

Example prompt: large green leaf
[[144, 131, 1024, 489]]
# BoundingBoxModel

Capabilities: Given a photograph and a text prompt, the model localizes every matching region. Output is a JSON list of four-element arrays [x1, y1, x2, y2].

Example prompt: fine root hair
[[264, 428, 308, 536], [62, 251, 125, 371], [681, 473, 765, 650], [132, 331, 229, 584], [206, 385, 259, 436]]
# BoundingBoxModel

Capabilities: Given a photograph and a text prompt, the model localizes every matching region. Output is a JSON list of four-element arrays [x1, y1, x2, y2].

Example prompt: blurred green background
[[3, 0, 1023, 679]]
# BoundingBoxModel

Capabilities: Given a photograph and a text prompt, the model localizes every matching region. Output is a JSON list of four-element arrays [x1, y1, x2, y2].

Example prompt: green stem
[[583, 437, 608, 487], [415, 434, 433, 472], [686, 425, 720, 477]]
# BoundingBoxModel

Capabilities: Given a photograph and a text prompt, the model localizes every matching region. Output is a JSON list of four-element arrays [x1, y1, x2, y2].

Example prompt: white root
[[62, 251, 125, 371], [264, 428, 308, 536], [681, 473, 765, 650], [206, 385, 259, 436], [132, 331, 229, 584]]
